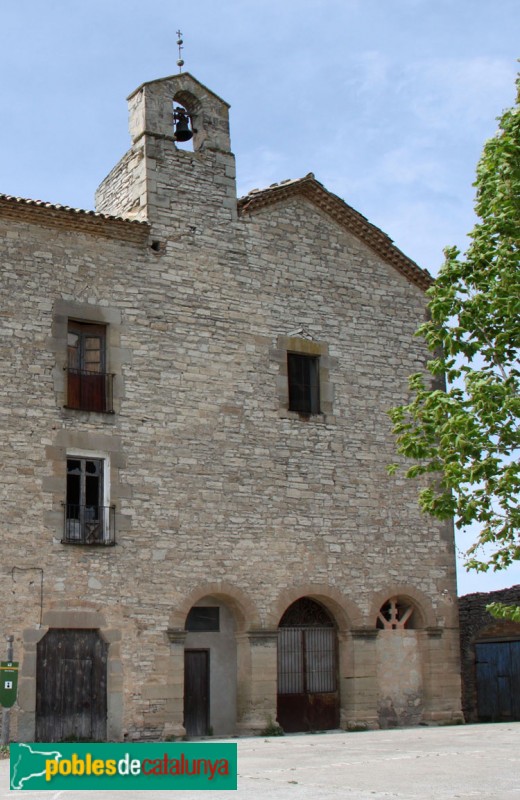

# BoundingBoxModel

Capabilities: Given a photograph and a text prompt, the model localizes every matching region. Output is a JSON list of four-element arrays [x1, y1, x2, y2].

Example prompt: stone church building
[[0, 72, 462, 741]]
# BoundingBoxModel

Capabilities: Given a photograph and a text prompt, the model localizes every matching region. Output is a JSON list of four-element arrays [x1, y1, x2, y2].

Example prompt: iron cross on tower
[[176, 30, 185, 73]]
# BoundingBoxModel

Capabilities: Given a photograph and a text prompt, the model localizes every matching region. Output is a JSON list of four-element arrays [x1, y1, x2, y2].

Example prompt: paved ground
[[1, 723, 519, 799]]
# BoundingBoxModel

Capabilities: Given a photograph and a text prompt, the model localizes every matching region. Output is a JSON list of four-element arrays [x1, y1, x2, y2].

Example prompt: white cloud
[[401, 56, 517, 130], [378, 144, 449, 191]]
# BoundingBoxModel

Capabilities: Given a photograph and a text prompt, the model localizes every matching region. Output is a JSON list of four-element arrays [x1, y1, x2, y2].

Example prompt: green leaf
[[388, 72, 520, 577]]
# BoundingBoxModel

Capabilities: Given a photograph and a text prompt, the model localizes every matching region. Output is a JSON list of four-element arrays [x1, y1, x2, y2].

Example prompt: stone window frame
[[51, 300, 124, 420], [63, 447, 115, 546], [66, 319, 110, 412], [43, 431, 127, 547], [273, 335, 333, 421]]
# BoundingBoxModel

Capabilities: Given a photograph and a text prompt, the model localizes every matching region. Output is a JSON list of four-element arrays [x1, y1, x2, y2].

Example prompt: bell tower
[[95, 73, 237, 224]]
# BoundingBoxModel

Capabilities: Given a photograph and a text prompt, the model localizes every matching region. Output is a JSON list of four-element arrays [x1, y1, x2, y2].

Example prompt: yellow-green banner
[[10, 742, 237, 791]]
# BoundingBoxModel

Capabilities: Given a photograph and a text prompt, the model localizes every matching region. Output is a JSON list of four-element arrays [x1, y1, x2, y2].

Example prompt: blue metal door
[[475, 641, 520, 722]]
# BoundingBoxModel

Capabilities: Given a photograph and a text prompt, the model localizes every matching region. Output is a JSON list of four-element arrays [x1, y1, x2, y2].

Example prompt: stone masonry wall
[[0, 74, 462, 738]]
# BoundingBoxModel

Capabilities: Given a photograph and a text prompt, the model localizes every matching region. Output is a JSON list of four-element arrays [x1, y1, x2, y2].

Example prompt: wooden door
[[184, 650, 209, 737], [475, 641, 520, 722], [36, 629, 107, 741]]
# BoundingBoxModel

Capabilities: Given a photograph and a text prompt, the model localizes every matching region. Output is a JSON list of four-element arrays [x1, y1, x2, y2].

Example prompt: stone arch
[[171, 80, 227, 154], [171, 584, 259, 738], [368, 585, 437, 630], [276, 596, 340, 732], [168, 582, 260, 635], [269, 583, 363, 632], [370, 586, 436, 729], [172, 90, 201, 153], [271, 586, 362, 733], [173, 89, 203, 119]]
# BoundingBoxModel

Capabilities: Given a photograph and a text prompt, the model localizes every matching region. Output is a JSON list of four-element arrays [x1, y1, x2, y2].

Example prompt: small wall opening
[[376, 596, 419, 630]]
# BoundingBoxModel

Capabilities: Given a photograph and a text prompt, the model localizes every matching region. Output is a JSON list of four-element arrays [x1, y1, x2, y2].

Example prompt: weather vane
[[176, 30, 184, 73]]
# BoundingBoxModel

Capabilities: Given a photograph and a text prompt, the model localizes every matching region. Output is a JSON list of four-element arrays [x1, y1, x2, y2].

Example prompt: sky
[[1, 0, 518, 596]]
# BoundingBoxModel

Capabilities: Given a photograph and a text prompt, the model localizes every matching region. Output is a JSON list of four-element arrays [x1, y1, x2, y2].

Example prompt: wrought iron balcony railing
[[62, 505, 116, 546], [65, 368, 114, 413]]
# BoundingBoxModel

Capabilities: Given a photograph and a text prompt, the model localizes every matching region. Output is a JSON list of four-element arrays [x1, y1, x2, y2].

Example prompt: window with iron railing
[[63, 504, 115, 545], [66, 321, 114, 412], [62, 457, 115, 546]]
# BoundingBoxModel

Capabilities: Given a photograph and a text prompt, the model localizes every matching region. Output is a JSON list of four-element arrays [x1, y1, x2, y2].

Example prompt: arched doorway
[[277, 597, 339, 732], [183, 598, 237, 737]]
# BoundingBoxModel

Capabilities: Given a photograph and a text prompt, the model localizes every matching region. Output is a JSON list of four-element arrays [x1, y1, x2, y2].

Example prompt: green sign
[[10, 742, 237, 791], [0, 661, 18, 708]]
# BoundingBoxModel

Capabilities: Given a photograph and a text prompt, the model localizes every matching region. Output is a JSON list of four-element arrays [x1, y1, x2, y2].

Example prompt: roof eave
[[0, 194, 150, 243], [238, 175, 433, 292]]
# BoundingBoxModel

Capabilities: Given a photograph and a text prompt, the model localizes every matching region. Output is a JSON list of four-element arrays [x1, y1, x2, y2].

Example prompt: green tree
[[388, 76, 520, 617]]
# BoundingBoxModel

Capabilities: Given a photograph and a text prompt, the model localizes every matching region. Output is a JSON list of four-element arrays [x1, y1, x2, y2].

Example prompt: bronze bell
[[174, 110, 193, 142]]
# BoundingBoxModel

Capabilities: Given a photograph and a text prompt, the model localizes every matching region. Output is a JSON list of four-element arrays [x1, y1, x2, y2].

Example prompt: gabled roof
[[238, 174, 433, 291], [127, 72, 230, 108], [0, 193, 149, 243]]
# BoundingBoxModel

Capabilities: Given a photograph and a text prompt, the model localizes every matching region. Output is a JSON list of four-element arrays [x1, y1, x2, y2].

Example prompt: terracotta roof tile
[[0, 192, 146, 225]]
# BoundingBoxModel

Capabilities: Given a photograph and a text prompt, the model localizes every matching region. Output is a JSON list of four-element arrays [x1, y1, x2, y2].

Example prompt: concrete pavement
[[1, 723, 519, 799]]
